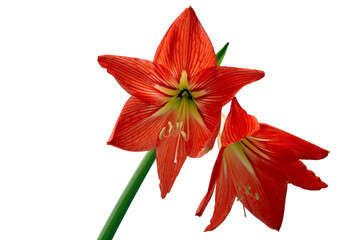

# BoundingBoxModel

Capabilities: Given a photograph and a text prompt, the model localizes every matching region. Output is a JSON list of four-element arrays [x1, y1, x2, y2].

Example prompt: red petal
[[153, 7, 217, 80], [237, 167, 287, 231], [156, 133, 189, 198], [283, 160, 328, 190], [252, 123, 329, 160], [107, 96, 173, 151], [246, 124, 328, 190], [204, 152, 237, 231], [98, 55, 177, 105], [221, 98, 260, 147], [191, 66, 265, 109], [196, 148, 225, 217]]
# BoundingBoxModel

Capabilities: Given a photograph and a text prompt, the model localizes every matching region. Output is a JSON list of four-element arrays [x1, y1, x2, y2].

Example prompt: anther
[[168, 125, 174, 135], [159, 127, 166, 140], [176, 122, 180, 130], [179, 121, 184, 130], [202, 148, 210, 153], [181, 131, 187, 140], [245, 185, 251, 195], [168, 121, 173, 128]]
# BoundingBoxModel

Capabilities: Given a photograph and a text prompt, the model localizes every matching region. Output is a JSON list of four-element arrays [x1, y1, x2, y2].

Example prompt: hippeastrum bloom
[[196, 97, 328, 231], [98, 7, 264, 198]]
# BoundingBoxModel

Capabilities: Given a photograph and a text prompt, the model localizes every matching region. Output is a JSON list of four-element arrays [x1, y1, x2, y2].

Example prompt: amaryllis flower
[[98, 7, 264, 198], [196, 97, 328, 231]]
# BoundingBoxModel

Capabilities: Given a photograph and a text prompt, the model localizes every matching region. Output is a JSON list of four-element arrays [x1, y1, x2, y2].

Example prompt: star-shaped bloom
[[196, 98, 328, 231], [98, 8, 264, 198]]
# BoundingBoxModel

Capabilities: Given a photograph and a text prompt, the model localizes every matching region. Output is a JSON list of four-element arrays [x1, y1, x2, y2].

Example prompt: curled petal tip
[[97, 55, 111, 68], [314, 147, 330, 160], [97, 55, 105, 63], [258, 70, 265, 80], [160, 192, 167, 199], [324, 149, 330, 157], [195, 207, 206, 217], [204, 225, 214, 232]]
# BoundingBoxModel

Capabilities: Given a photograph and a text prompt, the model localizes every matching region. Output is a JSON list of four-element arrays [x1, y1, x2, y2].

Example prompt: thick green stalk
[[97, 149, 156, 240]]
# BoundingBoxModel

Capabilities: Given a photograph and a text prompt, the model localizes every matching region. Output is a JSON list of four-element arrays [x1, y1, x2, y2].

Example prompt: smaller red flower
[[196, 97, 328, 231]]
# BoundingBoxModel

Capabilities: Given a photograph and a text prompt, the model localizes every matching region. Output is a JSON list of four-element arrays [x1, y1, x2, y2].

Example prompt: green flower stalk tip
[[97, 149, 156, 240]]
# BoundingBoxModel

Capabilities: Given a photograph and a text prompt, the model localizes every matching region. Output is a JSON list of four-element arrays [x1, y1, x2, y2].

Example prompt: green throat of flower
[[154, 71, 205, 125]]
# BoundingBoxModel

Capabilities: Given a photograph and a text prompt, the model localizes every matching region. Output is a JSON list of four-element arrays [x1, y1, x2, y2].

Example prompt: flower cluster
[[98, 7, 328, 231]]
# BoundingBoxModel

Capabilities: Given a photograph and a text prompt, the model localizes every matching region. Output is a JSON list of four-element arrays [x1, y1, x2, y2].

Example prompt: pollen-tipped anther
[[181, 131, 187, 140], [179, 121, 184, 130], [159, 127, 166, 140], [168, 125, 174, 135]]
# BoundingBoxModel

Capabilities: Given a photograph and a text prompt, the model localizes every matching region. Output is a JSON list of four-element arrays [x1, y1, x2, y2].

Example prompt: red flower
[[98, 8, 265, 198], [196, 98, 328, 231]]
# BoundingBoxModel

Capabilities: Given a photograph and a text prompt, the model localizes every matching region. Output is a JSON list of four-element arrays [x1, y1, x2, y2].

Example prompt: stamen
[[202, 148, 210, 153], [181, 131, 187, 140], [168, 121, 173, 128], [245, 185, 251, 195], [179, 121, 183, 130], [176, 122, 180, 130], [237, 182, 259, 200], [237, 196, 244, 201], [159, 127, 166, 140], [168, 125, 174, 135]]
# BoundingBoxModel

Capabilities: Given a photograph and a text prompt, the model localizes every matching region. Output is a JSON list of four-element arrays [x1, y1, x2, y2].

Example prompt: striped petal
[[245, 125, 328, 190], [153, 7, 217, 81], [107, 96, 173, 151], [251, 124, 329, 160], [98, 55, 177, 105], [221, 98, 260, 147], [156, 133, 190, 198], [191, 67, 265, 109], [196, 148, 224, 217]]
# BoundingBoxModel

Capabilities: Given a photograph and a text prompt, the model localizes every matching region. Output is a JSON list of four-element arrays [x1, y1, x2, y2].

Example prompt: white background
[[1, 0, 359, 239]]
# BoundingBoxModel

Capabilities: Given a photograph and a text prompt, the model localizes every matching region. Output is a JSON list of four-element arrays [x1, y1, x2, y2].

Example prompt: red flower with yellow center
[[196, 98, 328, 231], [98, 7, 264, 198]]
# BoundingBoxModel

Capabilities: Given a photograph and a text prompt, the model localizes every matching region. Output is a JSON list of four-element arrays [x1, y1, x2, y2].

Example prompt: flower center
[[177, 89, 193, 100], [153, 71, 205, 125]]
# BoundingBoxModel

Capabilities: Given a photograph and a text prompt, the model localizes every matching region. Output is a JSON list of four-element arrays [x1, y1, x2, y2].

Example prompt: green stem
[[97, 149, 156, 240]]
